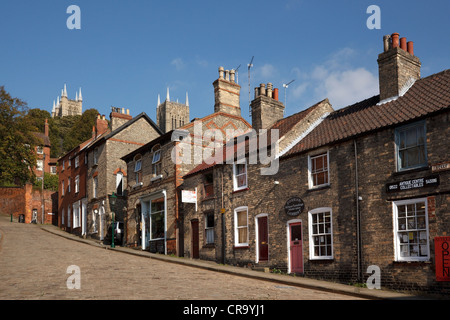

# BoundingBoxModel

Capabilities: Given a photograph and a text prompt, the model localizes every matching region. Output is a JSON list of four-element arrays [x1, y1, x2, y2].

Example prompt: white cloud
[[257, 63, 277, 78], [171, 58, 185, 71]]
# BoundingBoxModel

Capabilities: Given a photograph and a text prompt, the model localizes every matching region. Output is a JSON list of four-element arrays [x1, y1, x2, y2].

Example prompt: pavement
[[35, 222, 429, 300]]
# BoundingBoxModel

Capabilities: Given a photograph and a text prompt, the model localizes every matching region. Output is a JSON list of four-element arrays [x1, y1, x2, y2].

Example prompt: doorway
[[191, 219, 199, 259], [257, 215, 269, 262], [288, 221, 303, 274]]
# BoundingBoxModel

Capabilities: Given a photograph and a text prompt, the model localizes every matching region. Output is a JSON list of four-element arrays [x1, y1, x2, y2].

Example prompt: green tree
[[0, 86, 39, 186]]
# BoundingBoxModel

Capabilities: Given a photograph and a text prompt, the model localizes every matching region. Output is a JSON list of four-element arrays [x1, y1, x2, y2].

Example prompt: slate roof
[[284, 69, 450, 158]]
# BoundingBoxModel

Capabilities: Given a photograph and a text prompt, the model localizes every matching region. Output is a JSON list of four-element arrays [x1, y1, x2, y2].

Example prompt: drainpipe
[[354, 139, 362, 283], [221, 165, 226, 265]]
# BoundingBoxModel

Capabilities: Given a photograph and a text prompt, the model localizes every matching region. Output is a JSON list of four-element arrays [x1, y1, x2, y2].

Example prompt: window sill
[[393, 259, 431, 264], [232, 187, 249, 194], [233, 245, 249, 250], [202, 244, 215, 249], [392, 166, 429, 176], [133, 182, 143, 189], [307, 184, 330, 192], [151, 174, 163, 182]]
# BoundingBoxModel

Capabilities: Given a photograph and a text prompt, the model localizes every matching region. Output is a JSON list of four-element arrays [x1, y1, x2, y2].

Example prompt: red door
[[258, 216, 268, 261], [289, 222, 303, 273], [191, 220, 199, 259]]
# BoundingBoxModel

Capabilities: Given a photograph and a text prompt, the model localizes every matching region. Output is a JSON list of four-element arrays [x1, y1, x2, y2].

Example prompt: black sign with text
[[386, 175, 440, 193]]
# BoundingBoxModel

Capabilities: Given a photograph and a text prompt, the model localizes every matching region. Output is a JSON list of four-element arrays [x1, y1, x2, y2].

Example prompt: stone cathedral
[[51, 84, 83, 118]]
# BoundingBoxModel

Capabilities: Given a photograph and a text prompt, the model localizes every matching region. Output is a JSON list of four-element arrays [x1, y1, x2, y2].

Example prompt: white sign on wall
[[182, 188, 197, 211]]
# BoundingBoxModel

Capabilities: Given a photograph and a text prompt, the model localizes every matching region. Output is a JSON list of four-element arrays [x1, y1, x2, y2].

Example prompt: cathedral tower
[[51, 84, 83, 118], [156, 88, 190, 133]]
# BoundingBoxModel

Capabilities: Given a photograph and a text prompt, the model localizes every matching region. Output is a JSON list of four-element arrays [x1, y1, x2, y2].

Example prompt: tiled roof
[[183, 101, 326, 178], [284, 69, 450, 157]]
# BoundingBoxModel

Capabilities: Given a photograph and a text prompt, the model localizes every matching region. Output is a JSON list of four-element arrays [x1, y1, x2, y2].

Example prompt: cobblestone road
[[0, 215, 365, 300]]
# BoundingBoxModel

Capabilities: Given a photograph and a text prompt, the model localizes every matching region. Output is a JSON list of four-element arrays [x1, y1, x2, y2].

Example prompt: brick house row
[[180, 33, 450, 295]]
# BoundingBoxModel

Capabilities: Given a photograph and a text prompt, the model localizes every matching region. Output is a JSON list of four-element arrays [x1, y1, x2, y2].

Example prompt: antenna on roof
[[234, 64, 241, 84], [282, 79, 295, 112], [248, 56, 254, 118]]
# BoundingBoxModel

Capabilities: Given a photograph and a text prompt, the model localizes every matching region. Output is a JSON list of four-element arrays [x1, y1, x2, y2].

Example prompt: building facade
[[181, 33, 450, 295], [122, 67, 253, 255]]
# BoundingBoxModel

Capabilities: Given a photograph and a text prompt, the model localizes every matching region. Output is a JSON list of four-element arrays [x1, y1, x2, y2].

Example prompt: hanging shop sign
[[435, 237, 450, 282], [386, 175, 439, 193], [284, 197, 305, 217]]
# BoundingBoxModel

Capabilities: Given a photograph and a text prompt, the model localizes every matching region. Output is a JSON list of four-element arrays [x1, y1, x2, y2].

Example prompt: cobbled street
[[0, 215, 365, 300]]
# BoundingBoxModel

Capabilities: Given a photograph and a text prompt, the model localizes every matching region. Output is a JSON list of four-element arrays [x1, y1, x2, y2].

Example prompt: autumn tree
[[0, 86, 39, 186]]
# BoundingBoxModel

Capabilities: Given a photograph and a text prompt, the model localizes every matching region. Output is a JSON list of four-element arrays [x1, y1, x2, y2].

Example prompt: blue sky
[[1, 0, 449, 124]]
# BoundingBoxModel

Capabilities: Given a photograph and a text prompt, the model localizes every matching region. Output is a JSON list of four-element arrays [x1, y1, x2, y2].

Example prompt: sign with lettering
[[386, 175, 439, 193], [432, 161, 450, 173], [435, 237, 450, 282], [284, 197, 304, 217], [182, 188, 197, 211]]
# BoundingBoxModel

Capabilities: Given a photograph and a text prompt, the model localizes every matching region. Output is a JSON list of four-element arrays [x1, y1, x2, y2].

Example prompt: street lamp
[[109, 192, 117, 248]]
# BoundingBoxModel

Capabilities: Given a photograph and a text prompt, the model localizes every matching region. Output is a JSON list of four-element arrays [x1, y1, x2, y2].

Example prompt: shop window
[[308, 208, 333, 259], [308, 152, 329, 188], [393, 198, 429, 261], [395, 121, 427, 171]]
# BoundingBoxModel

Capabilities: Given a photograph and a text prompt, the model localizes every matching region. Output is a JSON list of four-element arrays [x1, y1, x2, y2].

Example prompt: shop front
[[140, 190, 167, 254]]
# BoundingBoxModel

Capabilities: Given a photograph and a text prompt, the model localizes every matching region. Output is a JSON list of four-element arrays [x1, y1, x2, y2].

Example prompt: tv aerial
[[282, 79, 295, 110], [248, 56, 254, 117], [233, 64, 241, 84]]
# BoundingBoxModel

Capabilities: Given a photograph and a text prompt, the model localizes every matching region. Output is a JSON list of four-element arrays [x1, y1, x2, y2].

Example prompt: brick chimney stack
[[377, 32, 421, 101], [110, 107, 132, 131], [213, 66, 241, 116], [44, 118, 49, 137], [251, 82, 284, 131], [95, 114, 109, 138]]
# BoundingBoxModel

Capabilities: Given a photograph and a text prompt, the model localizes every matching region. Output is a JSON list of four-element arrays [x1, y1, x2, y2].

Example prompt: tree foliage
[[0, 86, 39, 186]]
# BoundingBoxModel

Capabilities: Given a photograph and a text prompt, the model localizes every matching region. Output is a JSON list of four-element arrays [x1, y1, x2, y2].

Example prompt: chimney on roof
[[378, 32, 421, 101], [44, 118, 49, 137], [110, 107, 132, 131], [213, 66, 241, 116], [251, 82, 285, 131], [95, 114, 109, 138]]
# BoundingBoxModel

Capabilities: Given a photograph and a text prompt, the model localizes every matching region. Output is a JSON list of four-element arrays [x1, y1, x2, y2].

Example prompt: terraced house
[[181, 33, 450, 295]]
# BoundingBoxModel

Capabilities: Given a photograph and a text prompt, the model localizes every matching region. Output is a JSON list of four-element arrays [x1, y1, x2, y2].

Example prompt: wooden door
[[289, 222, 303, 273], [258, 216, 269, 261], [191, 220, 199, 259]]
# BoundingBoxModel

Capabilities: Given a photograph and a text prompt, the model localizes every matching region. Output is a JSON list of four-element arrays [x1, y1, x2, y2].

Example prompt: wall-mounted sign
[[435, 237, 450, 282], [432, 161, 450, 173], [182, 188, 197, 211], [386, 175, 439, 193], [284, 197, 304, 217]]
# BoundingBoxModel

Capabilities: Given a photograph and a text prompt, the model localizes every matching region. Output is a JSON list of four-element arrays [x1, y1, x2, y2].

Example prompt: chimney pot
[[383, 35, 391, 52], [218, 66, 224, 79], [267, 83, 273, 97], [225, 70, 230, 81], [122, 108, 125, 114], [230, 70, 235, 83], [127, 109, 130, 115], [391, 33, 400, 48], [400, 37, 407, 51], [259, 83, 266, 96], [407, 41, 414, 55], [273, 88, 279, 101]]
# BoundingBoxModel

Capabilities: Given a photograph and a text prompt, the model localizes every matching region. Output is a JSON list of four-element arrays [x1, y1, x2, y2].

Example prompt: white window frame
[[36, 146, 43, 154], [75, 155, 79, 168], [68, 177, 71, 193], [152, 148, 162, 176], [61, 180, 65, 196], [395, 121, 427, 172], [134, 155, 142, 184], [205, 212, 215, 245], [116, 172, 123, 196], [73, 202, 80, 228], [308, 207, 333, 260], [392, 198, 430, 262], [234, 206, 249, 247], [62, 208, 65, 225], [233, 161, 248, 191], [75, 175, 79, 193], [308, 151, 330, 189], [93, 176, 98, 199], [36, 160, 44, 171]]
